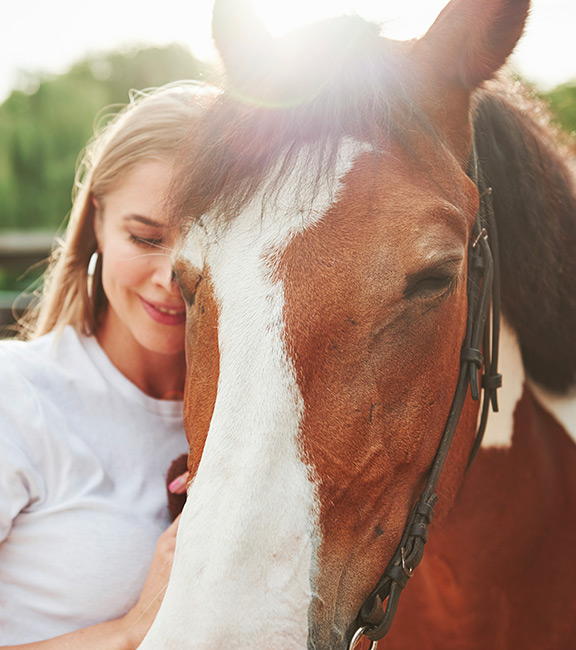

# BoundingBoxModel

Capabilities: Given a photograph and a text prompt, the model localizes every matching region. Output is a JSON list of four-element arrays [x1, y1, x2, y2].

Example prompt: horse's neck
[[389, 388, 576, 649], [474, 82, 576, 395], [528, 379, 576, 446], [455, 385, 576, 539]]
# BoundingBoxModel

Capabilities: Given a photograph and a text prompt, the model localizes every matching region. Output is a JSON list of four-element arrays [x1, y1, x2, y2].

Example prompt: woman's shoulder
[[0, 326, 92, 379], [0, 333, 68, 506], [0, 327, 99, 429], [1, 326, 69, 358], [0, 331, 52, 388]]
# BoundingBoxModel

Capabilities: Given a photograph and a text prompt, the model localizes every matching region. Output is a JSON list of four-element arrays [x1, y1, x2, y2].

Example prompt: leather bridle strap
[[351, 149, 502, 647]]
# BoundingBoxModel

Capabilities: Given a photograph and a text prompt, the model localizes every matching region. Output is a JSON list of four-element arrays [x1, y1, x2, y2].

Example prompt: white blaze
[[139, 141, 366, 649]]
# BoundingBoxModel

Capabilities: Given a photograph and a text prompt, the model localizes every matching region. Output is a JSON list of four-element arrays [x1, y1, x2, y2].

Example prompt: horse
[[141, 0, 576, 647]]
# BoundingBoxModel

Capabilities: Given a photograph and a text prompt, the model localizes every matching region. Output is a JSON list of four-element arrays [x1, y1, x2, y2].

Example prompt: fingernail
[[168, 476, 186, 493]]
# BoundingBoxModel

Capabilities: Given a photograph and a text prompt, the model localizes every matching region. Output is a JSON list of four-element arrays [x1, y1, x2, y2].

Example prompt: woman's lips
[[139, 296, 186, 326]]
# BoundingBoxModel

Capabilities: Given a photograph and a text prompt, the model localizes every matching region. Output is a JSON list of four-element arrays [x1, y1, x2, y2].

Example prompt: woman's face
[[95, 160, 186, 358]]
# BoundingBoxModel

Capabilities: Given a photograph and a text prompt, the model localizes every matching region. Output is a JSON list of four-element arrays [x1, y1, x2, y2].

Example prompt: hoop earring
[[87, 251, 99, 300]]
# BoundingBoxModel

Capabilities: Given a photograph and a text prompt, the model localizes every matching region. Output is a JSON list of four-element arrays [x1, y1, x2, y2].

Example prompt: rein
[[350, 146, 502, 648]]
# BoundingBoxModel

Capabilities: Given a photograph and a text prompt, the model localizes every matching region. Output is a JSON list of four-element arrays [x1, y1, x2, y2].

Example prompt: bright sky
[[0, 0, 573, 104]]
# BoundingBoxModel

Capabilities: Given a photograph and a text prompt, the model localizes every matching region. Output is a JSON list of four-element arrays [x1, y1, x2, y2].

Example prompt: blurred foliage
[[0, 42, 574, 298], [0, 44, 207, 233], [0, 262, 46, 295], [543, 83, 576, 135]]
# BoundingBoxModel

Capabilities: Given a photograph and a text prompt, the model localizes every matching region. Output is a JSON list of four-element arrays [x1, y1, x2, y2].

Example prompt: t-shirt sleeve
[[0, 350, 44, 543], [0, 440, 35, 543]]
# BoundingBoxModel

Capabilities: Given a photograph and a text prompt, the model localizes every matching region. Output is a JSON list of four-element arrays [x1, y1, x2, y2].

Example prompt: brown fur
[[386, 391, 576, 649]]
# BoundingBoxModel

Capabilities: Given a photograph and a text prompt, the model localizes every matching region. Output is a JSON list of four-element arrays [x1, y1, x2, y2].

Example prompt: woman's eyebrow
[[123, 214, 163, 228]]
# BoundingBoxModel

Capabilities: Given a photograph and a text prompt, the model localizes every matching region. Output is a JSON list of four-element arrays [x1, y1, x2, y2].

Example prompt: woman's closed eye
[[130, 233, 164, 248]]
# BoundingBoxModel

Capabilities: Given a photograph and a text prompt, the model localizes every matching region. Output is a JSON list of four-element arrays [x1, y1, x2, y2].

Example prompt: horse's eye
[[404, 269, 459, 300]]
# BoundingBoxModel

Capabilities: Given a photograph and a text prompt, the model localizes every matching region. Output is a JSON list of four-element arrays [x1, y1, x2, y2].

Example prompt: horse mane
[[473, 80, 576, 393], [170, 15, 429, 227]]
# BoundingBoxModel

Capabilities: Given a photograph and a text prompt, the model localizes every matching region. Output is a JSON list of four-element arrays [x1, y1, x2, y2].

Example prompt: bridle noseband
[[349, 146, 502, 648]]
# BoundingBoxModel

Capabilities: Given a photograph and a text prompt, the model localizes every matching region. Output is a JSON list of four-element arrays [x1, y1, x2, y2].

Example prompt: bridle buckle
[[472, 226, 488, 249], [348, 626, 378, 650], [400, 547, 413, 577]]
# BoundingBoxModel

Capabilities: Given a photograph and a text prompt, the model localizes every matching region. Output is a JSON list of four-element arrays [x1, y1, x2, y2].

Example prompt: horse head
[[141, 0, 533, 648]]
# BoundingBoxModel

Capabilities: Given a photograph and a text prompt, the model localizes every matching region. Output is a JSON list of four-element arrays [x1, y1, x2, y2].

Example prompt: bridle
[[349, 144, 502, 649]]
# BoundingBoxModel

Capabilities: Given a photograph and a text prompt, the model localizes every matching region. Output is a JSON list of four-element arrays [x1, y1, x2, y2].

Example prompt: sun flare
[[250, 0, 450, 40]]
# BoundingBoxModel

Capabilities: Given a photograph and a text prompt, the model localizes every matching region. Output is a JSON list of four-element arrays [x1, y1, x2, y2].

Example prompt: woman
[[0, 82, 207, 647]]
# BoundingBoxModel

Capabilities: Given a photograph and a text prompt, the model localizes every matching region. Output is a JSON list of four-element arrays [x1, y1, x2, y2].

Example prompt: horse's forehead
[[179, 139, 369, 262], [176, 136, 474, 274]]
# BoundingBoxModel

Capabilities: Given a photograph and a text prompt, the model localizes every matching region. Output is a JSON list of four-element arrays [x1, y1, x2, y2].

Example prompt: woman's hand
[[168, 471, 189, 495]]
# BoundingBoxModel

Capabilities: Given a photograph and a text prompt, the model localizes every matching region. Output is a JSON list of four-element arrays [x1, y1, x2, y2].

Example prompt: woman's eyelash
[[130, 234, 163, 247]]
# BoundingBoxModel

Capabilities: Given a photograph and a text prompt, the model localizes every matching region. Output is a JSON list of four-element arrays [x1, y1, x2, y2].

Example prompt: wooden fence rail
[[0, 231, 55, 338]]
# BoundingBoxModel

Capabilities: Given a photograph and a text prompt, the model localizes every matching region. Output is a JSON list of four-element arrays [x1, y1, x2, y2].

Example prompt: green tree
[[543, 83, 576, 135], [0, 44, 206, 233]]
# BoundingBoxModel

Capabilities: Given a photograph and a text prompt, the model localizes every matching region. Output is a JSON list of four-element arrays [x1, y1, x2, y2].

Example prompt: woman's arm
[[3, 618, 137, 650], [1, 515, 180, 650]]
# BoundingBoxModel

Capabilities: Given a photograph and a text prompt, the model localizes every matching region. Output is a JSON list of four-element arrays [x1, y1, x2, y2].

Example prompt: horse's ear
[[212, 0, 275, 89], [416, 0, 530, 88]]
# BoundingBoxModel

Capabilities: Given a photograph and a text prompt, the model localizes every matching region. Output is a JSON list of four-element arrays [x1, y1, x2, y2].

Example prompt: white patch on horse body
[[481, 319, 525, 448], [529, 382, 576, 445], [140, 140, 368, 649]]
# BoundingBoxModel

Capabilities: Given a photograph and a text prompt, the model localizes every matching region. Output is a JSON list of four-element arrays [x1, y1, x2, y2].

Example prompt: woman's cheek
[[114, 245, 151, 288]]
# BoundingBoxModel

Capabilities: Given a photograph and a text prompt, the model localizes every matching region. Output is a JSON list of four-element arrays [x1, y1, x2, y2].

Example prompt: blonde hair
[[20, 81, 210, 339]]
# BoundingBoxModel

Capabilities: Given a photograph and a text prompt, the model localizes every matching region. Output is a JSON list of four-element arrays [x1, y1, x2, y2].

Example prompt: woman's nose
[[153, 255, 181, 293]]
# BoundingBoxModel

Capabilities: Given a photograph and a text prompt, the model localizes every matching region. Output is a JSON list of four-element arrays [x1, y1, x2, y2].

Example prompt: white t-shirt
[[0, 326, 188, 644]]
